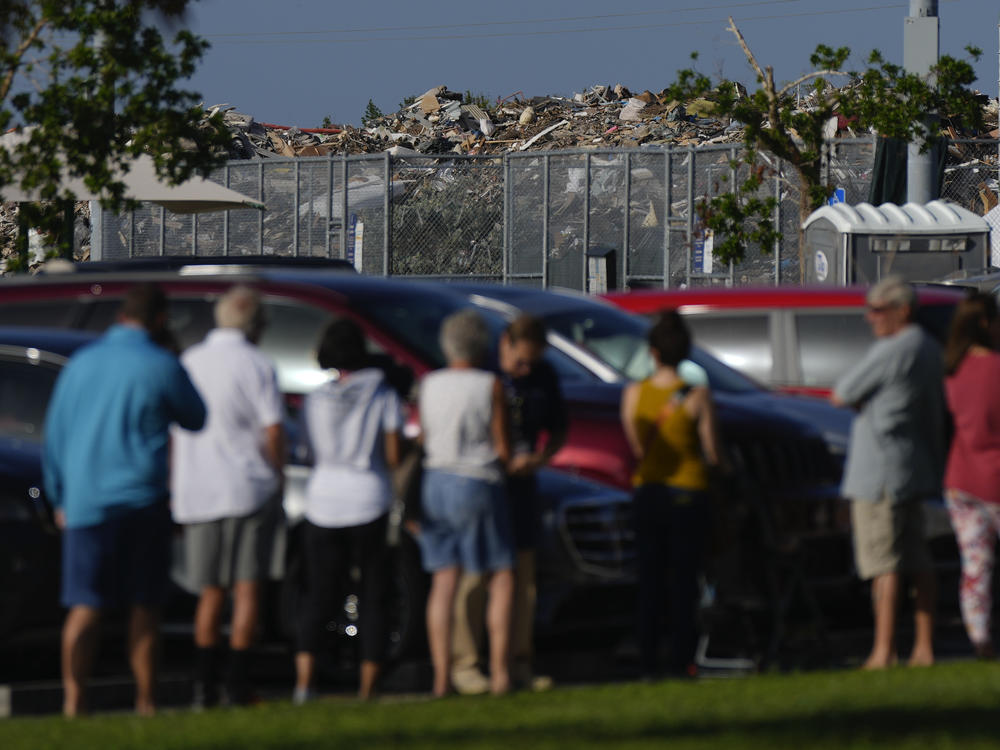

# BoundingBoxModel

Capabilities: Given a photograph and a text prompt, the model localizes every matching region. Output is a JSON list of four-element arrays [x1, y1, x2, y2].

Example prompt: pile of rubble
[[209, 84, 749, 160], [210, 83, 1000, 161]]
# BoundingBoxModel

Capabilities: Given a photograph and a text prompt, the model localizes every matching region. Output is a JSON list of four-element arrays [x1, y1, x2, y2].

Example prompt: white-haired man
[[831, 275, 946, 669], [171, 285, 286, 706]]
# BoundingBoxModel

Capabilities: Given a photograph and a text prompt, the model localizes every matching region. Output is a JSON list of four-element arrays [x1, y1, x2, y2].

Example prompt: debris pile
[[210, 82, 1000, 160]]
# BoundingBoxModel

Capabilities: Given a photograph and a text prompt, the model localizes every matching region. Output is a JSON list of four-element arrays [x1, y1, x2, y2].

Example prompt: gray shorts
[[184, 500, 278, 589], [851, 494, 932, 580]]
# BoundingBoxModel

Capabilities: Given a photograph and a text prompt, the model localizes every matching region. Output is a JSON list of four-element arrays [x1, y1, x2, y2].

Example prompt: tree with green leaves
[[361, 99, 383, 127], [666, 17, 984, 279], [1, 1, 229, 270]]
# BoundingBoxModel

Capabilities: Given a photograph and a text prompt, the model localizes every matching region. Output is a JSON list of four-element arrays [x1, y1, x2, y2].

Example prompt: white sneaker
[[451, 670, 490, 695]]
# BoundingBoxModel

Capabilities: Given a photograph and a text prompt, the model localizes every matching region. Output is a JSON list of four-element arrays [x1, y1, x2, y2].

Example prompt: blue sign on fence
[[828, 187, 846, 206]]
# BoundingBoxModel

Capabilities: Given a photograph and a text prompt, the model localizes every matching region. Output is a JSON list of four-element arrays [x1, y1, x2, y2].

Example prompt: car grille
[[727, 436, 839, 490], [559, 498, 635, 578]]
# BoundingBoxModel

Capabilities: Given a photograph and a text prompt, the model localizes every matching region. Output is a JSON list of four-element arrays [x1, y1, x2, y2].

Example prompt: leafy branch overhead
[[0, 1, 230, 270], [665, 16, 984, 272]]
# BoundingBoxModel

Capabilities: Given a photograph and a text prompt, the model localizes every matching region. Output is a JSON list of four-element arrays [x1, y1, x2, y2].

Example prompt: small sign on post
[[346, 213, 365, 272], [827, 187, 846, 206], [693, 230, 714, 274]]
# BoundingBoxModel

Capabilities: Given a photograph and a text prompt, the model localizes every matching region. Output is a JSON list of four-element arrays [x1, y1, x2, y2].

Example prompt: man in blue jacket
[[43, 283, 206, 716]]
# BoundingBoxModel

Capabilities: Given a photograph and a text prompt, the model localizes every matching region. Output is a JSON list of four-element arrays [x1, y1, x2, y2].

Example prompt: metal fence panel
[[95, 137, 995, 284], [508, 156, 545, 284], [389, 155, 504, 278]]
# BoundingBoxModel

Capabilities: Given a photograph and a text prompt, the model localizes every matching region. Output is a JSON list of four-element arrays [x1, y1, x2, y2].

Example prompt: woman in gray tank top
[[418, 309, 514, 696]]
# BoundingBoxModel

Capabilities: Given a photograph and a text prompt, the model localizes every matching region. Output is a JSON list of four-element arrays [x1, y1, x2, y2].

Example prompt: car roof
[[603, 284, 966, 313], [38, 255, 356, 274], [445, 281, 621, 317]]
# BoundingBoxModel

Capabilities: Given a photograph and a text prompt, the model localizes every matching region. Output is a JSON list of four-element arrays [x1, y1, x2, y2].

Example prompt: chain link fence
[[96, 137, 998, 289]]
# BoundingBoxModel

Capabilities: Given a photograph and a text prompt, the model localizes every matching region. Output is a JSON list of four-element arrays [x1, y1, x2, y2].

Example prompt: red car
[[603, 286, 965, 398]]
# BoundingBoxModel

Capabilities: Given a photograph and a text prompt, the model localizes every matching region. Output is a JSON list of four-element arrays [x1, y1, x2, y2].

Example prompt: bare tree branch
[[0, 17, 49, 103], [726, 17, 769, 90]]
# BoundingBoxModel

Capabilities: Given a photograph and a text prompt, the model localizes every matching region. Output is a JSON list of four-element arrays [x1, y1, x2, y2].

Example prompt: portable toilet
[[802, 200, 990, 285]]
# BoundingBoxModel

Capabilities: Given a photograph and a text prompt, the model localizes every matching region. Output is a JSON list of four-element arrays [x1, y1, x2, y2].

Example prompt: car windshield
[[542, 305, 761, 393]]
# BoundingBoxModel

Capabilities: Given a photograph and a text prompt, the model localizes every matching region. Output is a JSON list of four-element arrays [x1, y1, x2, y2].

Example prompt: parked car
[[602, 285, 965, 398], [0, 328, 98, 644]]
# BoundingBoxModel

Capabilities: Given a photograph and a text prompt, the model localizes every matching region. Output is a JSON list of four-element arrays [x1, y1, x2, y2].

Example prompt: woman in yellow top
[[620, 309, 723, 679]]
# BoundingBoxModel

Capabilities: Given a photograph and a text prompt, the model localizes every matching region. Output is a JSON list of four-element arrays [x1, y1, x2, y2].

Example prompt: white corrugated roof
[[802, 200, 989, 235]]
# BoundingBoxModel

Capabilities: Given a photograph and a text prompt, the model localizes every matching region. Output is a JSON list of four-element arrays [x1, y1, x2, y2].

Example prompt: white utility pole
[[904, 0, 939, 204]]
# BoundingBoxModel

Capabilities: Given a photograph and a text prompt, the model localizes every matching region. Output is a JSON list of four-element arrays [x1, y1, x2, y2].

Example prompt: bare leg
[[194, 586, 226, 648], [230, 580, 260, 651], [62, 605, 101, 717], [359, 659, 380, 700], [294, 652, 314, 694], [486, 568, 514, 695], [129, 605, 160, 716], [864, 572, 899, 669], [426, 567, 460, 697], [908, 569, 936, 667]]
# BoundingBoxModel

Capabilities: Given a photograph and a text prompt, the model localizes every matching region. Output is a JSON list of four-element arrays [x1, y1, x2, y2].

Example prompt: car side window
[[257, 301, 338, 394], [0, 359, 60, 443], [0, 301, 81, 328], [683, 314, 773, 384], [81, 298, 215, 352], [794, 312, 873, 388]]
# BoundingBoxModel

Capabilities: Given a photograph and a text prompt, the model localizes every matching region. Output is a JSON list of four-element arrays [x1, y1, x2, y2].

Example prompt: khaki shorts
[[184, 500, 278, 589], [850, 494, 932, 580]]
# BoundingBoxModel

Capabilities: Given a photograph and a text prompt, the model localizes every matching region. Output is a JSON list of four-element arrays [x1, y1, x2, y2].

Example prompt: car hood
[[562, 380, 835, 441]]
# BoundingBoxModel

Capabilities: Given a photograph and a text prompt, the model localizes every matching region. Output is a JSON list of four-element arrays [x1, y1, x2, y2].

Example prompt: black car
[[0, 328, 99, 643]]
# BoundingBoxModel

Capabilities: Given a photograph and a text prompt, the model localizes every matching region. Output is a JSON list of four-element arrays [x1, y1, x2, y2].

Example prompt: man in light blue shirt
[[831, 275, 944, 671], [44, 283, 205, 716]]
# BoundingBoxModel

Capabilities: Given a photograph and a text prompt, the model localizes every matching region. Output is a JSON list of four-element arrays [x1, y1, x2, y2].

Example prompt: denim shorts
[[418, 470, 515, 574], [61, 501, 172, 609]]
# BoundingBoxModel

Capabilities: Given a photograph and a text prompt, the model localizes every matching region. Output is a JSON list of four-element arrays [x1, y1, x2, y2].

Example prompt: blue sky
[[181, 0, 999, 128]]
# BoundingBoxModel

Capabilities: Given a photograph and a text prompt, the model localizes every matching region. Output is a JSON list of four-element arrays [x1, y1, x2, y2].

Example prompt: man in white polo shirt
[[171, 285, 286, 707]]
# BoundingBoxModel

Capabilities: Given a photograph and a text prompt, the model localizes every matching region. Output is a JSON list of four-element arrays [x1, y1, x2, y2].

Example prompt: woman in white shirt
[[418, 309, 513, 696], [293, 318, 402, 702]]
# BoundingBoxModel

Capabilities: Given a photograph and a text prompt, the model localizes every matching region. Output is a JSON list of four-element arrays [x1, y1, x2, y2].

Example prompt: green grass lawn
[[3, 662, 1000, 750]]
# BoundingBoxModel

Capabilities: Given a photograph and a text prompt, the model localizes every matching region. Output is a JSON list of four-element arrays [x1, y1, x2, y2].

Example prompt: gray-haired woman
[[417, 309, 513, 696]]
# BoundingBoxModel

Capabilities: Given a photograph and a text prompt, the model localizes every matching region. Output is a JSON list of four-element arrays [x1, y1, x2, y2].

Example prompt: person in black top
[[450, 314, 568, 693]]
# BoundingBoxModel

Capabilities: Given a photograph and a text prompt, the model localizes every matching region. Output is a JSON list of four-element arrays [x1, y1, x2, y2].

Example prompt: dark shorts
[[418, 470, 514, 574], [61, 502, 172, 609]]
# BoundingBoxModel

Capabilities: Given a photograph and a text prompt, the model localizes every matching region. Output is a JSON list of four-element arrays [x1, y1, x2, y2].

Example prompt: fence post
[[293, 160, 301, 257], [340, 158, 349, 261], [542, 154, 550, 289], [622, 152, 632, 290], [663, 148, 671, 288], [502, 155, 510, 284], [582, 153, 591, 292], [774, 163, 782, 285], [192, 212, 198, 256], [158, 205, 165, 256], [383, 151, 391, 276], [729, 146, 738, 286], [128, 209, 134, 258], [223, 165, 230, 256], [686, 147, 694, 287], [258, 163, 264, 255]]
